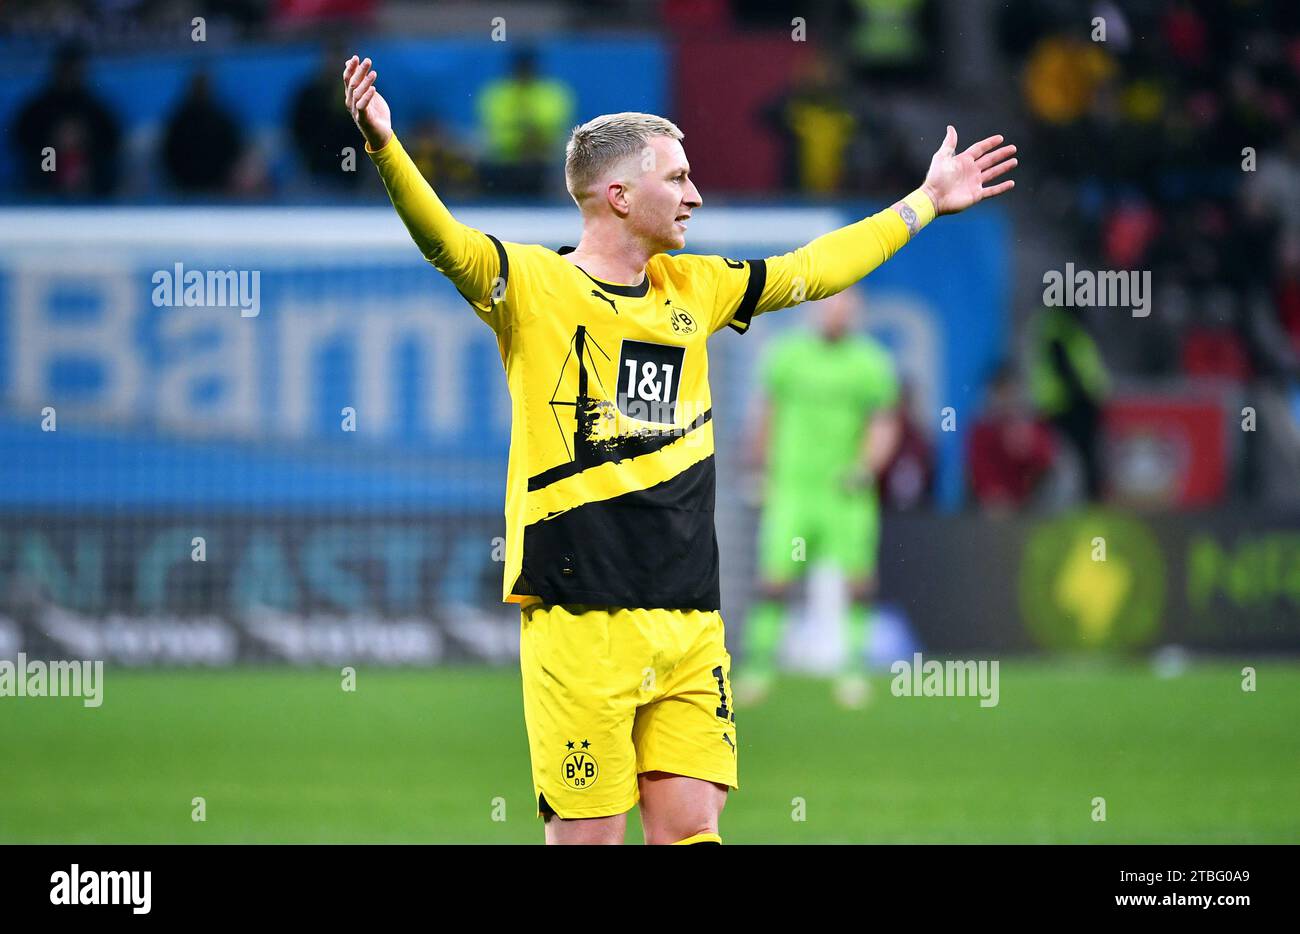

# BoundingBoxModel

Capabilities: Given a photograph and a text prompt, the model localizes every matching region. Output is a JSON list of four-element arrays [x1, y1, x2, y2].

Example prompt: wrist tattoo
[[899, 203, 919, 237]]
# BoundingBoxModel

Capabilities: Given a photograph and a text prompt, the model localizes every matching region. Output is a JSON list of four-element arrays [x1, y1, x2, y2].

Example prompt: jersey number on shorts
[[712, 665, 735, 723]]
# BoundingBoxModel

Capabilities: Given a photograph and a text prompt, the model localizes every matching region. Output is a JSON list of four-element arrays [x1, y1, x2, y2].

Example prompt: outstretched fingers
[[358, 68, 377, 98], [975, 143, 1016, 171], [980, 178, 1016, 200], [963, 134, 1005, 162], [355, 83, 377, 113], [981, 156, 1017, 183], [347, 67, 377, 115], [345, 56, 372, 108], [974, 136, 1017, 200]]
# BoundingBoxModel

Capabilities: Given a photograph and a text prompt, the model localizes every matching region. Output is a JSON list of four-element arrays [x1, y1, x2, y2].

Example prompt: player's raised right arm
[[344, 55, 500, 308], [727, 126, 1017, 321]]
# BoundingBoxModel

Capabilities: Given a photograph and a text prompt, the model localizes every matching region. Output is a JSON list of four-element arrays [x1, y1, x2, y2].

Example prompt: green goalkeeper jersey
[[760, 328, 899, 493]]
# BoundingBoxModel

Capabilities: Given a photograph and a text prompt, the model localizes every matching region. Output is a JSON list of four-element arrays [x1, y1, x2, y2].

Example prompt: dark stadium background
[[0, 0, 1296, 843]]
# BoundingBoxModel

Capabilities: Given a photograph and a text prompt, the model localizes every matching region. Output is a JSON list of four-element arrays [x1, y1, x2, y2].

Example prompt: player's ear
[[606, 180, 632, 217]]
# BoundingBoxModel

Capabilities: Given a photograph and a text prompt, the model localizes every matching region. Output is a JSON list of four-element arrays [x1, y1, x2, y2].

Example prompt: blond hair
[[564, 112, 684, 208]]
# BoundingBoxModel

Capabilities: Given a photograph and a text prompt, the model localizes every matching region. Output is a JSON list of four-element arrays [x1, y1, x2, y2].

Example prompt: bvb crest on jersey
[[562, 740, 599, 789], [666, 300, 697, 335]]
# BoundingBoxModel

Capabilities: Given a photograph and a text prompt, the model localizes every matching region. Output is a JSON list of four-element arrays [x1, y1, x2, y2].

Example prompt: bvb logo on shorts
[[562, 740, 599, 789]]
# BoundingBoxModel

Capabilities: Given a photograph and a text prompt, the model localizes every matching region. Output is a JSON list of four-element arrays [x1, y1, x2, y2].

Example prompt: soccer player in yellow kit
[[343, 54, 1016, 844]]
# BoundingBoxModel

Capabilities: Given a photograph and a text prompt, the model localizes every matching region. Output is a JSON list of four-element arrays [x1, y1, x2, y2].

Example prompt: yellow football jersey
[[473, 236, 765, 608], [367, 133, 933, 609]]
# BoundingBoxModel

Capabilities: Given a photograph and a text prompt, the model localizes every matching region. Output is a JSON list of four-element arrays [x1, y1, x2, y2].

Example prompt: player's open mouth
[[675, 215, 690, 230]]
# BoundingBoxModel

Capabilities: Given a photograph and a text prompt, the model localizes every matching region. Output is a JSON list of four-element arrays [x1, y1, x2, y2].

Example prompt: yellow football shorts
[[519, 603, 740, 819]]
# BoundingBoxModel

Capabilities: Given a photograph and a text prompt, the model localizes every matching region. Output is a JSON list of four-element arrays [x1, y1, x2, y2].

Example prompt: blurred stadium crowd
[[5, 0, 1299, 514]]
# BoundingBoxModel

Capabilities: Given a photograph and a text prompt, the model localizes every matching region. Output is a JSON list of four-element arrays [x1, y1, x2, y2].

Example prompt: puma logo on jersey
[[590, 290, 618, 314]]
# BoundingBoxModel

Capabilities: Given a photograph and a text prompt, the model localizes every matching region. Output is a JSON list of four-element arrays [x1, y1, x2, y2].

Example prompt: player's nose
[[684, 179, 702, 208]]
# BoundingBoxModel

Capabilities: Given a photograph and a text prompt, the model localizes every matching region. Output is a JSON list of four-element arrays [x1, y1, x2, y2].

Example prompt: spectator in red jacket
[[968, 364, 1057, 512]]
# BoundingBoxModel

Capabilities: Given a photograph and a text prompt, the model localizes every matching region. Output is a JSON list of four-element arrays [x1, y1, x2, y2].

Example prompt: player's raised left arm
[[755, 126, 1017, 314]]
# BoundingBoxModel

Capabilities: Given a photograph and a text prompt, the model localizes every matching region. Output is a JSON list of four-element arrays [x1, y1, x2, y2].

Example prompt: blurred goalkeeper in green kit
[[737, 289, 902, 709]]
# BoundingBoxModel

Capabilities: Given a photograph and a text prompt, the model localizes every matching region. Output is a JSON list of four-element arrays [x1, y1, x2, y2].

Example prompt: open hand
[[920, 126, 1017, 216], [343, 55, 392, 151]]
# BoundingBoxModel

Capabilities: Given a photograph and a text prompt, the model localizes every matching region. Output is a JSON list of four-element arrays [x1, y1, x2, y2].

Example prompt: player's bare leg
[[543, 810, 627, 845], [637, 771, 728, 844]]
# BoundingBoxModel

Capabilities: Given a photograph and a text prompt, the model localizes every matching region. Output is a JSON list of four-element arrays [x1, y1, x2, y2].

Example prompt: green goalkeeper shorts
[[758, 486, 880, 584]]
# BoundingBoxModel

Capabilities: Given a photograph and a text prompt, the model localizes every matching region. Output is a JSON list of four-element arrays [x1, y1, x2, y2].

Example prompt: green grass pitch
[[2, 661, 1297, 843]]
